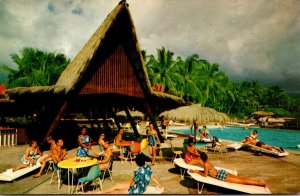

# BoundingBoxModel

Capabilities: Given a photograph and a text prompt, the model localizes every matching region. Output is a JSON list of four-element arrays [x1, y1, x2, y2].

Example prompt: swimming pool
[[169, 126, 300, 152]]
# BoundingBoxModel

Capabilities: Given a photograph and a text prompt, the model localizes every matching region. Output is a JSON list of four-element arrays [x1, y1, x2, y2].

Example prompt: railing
[[0, 128, 17, 146]]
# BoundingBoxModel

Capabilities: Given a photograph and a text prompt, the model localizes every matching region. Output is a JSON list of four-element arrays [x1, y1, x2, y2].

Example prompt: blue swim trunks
[[215, 169, 228, 181]]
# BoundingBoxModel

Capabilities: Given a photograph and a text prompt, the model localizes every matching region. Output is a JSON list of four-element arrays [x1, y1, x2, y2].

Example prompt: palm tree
[[176, 54, 203, 103], [0, 47, 69, 87], [146, 47, 181, 94], [197, 60, 227, 106]]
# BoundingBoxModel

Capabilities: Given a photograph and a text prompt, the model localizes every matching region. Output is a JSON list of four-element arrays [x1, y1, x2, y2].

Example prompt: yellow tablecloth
[[58, 157, 97, 169]]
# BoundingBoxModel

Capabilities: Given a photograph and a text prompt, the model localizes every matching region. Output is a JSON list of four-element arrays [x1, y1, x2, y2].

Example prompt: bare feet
[[33, 174, 41, 178], [258, 180, 266, 186]]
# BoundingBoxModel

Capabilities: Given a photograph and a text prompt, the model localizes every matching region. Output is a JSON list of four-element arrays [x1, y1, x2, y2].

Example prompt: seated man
[[114, 128, 124, 146], [33, 136, 57, 178], [52, 138, 71, 164], [115, 128, 127, 158]]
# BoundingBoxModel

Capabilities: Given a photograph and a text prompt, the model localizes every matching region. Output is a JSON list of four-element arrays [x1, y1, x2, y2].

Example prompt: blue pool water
[[169, 126, 300, 152]]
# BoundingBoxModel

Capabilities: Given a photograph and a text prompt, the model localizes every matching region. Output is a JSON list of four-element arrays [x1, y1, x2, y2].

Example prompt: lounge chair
[[226, 142, 245, 151], [0, 154, 49, 181], [187, 170, 271, 194], [162, 134, 177, 139], [173, 158, 237, 178], [244, 143, 289, 157]]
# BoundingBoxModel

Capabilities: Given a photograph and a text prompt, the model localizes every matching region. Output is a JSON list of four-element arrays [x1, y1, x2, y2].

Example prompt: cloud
[[0, 0, 299, 93]]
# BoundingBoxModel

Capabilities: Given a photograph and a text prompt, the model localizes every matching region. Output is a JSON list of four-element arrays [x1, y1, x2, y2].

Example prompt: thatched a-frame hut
[[1, 1, 184, 142]]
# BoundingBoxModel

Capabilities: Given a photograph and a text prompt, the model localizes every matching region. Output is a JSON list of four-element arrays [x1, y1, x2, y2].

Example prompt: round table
[[58, 157, 97, 194]]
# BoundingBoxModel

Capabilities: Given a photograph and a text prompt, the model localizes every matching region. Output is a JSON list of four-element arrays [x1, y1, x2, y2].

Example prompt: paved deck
[[1, 136, 300, 194]]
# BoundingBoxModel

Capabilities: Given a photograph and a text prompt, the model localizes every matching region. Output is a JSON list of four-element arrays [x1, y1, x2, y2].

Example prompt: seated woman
[[78, 140, 112, 191], [184, 137, 203, 166], [202, 126, 212, 140], [13, 140, 43, 172], [91, 153, 164, 194], [77, 126, 91, 157], [189, 152, 266, 186], [97, 133, 106, 159], [256, 142, 284, 153], [241, 130, 258, 145]]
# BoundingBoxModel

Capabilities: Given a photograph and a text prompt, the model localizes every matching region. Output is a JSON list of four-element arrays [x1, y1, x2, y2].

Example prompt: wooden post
[[124, 106, 140, 138], [43, 101, 68, 141]]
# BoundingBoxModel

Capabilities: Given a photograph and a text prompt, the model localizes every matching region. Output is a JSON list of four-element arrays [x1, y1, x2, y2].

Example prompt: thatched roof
[[159, 104, 229, 123], [4, 86, 66, 99], [3, 1, 184, 108], [55, 1, 153, 96], [116, 110, 144, 118], [251, 110, 274, 116]]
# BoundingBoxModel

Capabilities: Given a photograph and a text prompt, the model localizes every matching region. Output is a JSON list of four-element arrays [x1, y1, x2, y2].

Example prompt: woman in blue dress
[[147, 124, 161, 165], [91, 153, 164, 194], [76, 126, 91, 157]]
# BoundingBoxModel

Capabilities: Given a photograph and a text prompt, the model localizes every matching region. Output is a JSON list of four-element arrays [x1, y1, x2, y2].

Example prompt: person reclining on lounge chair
[[256, 142, 284, 153], [189, 152, 266, 186], [184, 137, 203, 166], [13, 140, 43, 172], [241, 130, 258, 145]]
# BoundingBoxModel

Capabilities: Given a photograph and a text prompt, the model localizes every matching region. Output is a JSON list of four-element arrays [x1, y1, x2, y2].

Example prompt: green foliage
[[144, 47, 298, 119], [264, 107, 292, 117], [0, 47, 70, 88]]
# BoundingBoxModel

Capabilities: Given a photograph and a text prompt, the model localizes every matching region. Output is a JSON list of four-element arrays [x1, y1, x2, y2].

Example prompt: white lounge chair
[[173, 158, 237, 178], [226, 142, 245, 151], [0, 154, 49, 181], [143, 185, 165, 194], [162, 134, 177, 139], [244, 143, 289, 157], [187, 170, 271, 194]]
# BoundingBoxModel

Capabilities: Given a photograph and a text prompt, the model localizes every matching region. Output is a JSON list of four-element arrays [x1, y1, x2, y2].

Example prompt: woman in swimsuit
[[13, 140, 43, 172], [242, 130, 258, 145], [147, 123, 161, 165], [184, 137, 203, 166], [189, 152, 266, 186], [79, 140, 112, 191], [76, 126, 91, 157]]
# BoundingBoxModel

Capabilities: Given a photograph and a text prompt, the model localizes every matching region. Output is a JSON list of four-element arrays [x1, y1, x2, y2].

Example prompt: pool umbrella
[[116, 110, 144, 118], [159, 104, 229, 123], [159, 104, 229, 141]]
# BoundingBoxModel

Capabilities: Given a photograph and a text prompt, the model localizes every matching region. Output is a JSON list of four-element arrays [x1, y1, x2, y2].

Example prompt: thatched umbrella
[[116, 110, 144, 118], [251, 110, 274, 116], [159, 104, 229, 123]]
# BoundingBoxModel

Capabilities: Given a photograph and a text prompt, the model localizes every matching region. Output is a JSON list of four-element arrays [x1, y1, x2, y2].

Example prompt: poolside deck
[[0, 136, 300, 194]]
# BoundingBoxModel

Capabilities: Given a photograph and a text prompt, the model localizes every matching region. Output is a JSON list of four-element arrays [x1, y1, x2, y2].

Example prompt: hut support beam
[[44, 101, 68, 140], [124, 106, 140, 138]]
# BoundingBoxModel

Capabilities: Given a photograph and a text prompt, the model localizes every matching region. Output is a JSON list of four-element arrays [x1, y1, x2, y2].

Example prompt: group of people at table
[[11, 125, 164, 194]]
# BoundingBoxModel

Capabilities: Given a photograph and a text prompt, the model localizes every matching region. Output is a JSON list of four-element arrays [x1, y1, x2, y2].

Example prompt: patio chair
[[49, 162, 62, 190], [170, 142, 183, 163]]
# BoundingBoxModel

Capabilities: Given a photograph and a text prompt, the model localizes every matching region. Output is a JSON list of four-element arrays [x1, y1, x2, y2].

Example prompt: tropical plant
[[146, 47, 181, 94], [0, 47, 69, 88]]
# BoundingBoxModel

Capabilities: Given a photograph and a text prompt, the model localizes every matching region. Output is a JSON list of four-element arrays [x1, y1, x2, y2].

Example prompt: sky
[[0, 0, 299, 94]]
